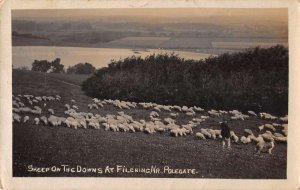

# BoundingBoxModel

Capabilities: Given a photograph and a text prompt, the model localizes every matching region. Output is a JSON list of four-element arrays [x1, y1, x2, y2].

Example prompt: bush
[[67, 62, 96, 74], [82, 45, 288, 115], [31, 58, 64, 73]]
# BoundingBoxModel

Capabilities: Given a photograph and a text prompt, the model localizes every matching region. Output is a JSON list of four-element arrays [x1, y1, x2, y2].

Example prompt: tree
[[51, 58, 64, 73], [67, 62, 96, 74], [31, 58, 64, 73], [31, 60, 51, 72]]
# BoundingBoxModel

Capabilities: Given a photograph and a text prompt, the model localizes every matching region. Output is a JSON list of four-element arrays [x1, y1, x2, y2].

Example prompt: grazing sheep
[[282, 124, 288, 136], [170, 113, 179, 118], [23, 116, 29, 123], [72, 105, 79, 110], [40, 116, 48, 125], [273, 132, 285, 138], [71, 99, 76, 103], [195, 132, 206, 139], [279, 115, 288, 123], [264, 124, 276, 132], [244, 129, 253, 136], [193, 106, 204, 112], [200, 128, 212, 139], [48, 108, 55, 115], [170, 128, 188, 137], [258, 125, 264, 131], [247, 111, 257, 116], [48, 115, 59, 126], [255, 135, 275, 154], [34, 117, 40, 125], [65, 104, 71, 110], [186, 111, 196, 116], [13, 113, 21, 123], [230, 131, 239, 143], [241, 136, 252, 144], [274, 136, 287, 143]]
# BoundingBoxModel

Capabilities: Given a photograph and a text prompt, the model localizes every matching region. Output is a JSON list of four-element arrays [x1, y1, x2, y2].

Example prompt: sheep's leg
[[222, 140, 225, 149]]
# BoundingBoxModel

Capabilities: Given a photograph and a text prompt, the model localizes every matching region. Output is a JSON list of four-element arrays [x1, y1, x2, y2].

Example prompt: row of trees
[[31, 59, 95, 74], [82, 45, 288, 115]]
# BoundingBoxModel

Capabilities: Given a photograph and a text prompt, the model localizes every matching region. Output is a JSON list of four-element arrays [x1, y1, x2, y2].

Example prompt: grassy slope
[[12, 70, 287, 178]]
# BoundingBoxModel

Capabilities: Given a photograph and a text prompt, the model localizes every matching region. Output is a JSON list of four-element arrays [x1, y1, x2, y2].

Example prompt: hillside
[[82, 45, 288, 115], [12, 69, 287, 178]]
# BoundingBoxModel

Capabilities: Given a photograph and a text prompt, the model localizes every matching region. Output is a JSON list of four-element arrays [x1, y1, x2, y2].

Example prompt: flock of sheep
[[12, 93, 288, 154]]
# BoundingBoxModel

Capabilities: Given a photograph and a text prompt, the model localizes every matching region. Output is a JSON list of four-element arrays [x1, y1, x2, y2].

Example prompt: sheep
[[264, 124, 276, 132], [186, 111, 196, 116], [274, 136, 287, 143], [150, 111, 159, 118], [164, 118, 176, 125], [258, 125, 264, 131], [48, 108, 55, 115], [240, 136, 250, 144], [273, 133, 284, 138], [23, 116, 30, 123], [207, 129, 217, 139], [193, 106, 204, 112], [153, 106, 161, 112], [72, 105, 79, 110], [172, 105, 182, 112], [261, 132, 275, 142], [247, 111, 257, 116], [40, 116, 48, 125], [48, 115, 60, 126], [144, 122, 156, 134], [208, 110, 221, 117], [200, 128, 212, 139], [13, 113, 21, 123], [244, 129, 253, 136], [279, 115, 288, 123], [71, 99, 76, 103], [34, 117, 40, 125], [65, 104, 71, 110], [282, 124, 288, 136], [200, 116, 209, 119], [195, 132, 206, 139], [255, 135, 275, 154], [65, 117, 79, 129], [170, 113, 179, 118], [230, 131, 239, 143], [170, 128, 187, 137]]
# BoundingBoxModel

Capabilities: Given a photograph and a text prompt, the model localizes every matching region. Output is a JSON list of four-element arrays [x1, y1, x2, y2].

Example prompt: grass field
[[12, 70, 287, 178]]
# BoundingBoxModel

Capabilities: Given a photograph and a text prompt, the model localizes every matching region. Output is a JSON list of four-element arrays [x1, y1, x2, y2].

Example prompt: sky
[[12, 8, 288, 25]]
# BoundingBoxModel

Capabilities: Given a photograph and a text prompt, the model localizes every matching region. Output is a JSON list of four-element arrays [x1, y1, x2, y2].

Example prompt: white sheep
[[264, 124, 276, 132], [258, 125, 264, 131], [40, 116, 48, 125], [34, 117, 40, 125], [247, 111, 257, 116], [170, 113, 179, 118], [13, 113, 21, 123], [23, 116, 29, 123], [230, 131, 239, 143], [48, 108, 55, 115], [195, 132, 206, 139], [255, 135, 275, 154], [72, 105, 79, 110], [200, 128, 212, 139], [244, 129, 253, 136]]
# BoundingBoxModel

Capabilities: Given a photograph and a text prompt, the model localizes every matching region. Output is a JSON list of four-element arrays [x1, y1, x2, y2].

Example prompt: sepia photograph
[[10, 8, 290, 179], [11, 8, 289, 179]]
